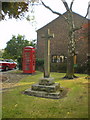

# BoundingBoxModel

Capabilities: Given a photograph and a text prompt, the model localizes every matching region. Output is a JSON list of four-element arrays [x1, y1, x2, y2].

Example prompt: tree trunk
[[85, 55, 90, 79], [64, 11, 77, 79], [65, 55, 75, 79]]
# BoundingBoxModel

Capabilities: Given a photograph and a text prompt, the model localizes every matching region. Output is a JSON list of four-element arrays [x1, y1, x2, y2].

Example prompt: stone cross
[[42, 29, 54, 78]]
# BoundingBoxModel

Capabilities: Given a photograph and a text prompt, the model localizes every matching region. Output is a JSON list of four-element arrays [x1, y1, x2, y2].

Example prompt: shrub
[[36, 58, 88, 74], [50, 63, 67, 73], [51, 62, 88, 74], [17, 56, 22, 70], [36, 58, 44, 72], [75, 63, 87, 74]]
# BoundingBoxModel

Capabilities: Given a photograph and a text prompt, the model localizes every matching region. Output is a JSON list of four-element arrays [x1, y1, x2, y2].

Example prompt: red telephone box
[[22, 46, 36, 74]]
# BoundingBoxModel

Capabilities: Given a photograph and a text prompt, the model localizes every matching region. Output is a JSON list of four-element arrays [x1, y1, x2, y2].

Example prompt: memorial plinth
[[24, 77, 64, 99]]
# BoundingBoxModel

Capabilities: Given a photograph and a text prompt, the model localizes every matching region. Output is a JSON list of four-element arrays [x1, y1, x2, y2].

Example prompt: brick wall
[[37, 12, 88, 65]]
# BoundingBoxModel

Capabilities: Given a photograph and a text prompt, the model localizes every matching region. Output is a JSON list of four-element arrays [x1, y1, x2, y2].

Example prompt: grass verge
[[2, 71, 88, 118]]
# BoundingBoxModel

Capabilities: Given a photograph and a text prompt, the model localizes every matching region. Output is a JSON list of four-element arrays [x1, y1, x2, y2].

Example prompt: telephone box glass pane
[[25, 52, 30, 70]]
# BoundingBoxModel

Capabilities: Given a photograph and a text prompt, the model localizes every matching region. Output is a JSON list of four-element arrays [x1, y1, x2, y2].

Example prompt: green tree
[[41, 0, 90, 79], [30, 39, 37, 48], [1, 2, 29, 20], [3, 34, 36, 60], [1, 0, 39, 20]]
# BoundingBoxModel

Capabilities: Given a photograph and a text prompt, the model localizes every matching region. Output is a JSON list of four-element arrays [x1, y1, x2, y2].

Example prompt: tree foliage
[[1, 2, 29, 20], [1, 0, 39, 20], [3, 34, 36, 60], [78, 23, 90, 40]]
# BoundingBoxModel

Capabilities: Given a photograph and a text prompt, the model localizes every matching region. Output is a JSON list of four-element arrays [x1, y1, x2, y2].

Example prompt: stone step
[[39, 77, 55, 85], [31, 83, 60, 92], [24, 88, 61, 99]]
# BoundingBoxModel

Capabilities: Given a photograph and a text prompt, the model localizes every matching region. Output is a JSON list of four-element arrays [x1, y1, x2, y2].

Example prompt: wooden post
[[74, 55, 77, 64]]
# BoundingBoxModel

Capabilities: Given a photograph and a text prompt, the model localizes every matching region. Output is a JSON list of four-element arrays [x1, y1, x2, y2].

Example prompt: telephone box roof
[[24, 46, 35, 49]]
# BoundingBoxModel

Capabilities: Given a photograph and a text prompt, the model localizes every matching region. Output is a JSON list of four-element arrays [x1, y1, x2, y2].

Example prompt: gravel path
[[0, 70, 29, 91], [1, 71, 28, 83]]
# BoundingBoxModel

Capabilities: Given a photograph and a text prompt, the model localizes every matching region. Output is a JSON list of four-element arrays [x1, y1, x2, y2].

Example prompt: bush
[[50, 63, 67, 73], [75, 63, 87, 74], [51, 62, 88, 74], [17, 56, 22, 70], [36, 58, 88, 74], [36, 58, 44, 72], [36, 59, 67, 73]]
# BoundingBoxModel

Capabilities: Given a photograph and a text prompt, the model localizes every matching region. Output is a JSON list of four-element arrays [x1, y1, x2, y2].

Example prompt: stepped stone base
[[24, 88, 61, 99], [24, 77, 64, 99], [31, 83, 60, 92]]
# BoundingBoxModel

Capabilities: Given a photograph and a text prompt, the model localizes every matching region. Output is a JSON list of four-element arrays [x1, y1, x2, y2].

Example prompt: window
[[52, 55, 66, 63]]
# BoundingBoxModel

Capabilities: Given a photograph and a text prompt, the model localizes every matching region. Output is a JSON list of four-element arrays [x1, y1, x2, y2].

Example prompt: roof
[[24, 46, 35, 49], [37, 11, 88, 32]]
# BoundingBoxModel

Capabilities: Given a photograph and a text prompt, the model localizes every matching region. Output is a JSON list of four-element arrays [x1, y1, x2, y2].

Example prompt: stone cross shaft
[[42, 29, 54, 78]]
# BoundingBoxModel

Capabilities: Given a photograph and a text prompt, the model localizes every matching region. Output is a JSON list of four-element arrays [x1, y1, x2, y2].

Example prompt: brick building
[[37, 12, 88, 66]]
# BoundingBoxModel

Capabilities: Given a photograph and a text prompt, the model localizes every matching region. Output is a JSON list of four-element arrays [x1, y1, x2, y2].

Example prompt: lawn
[[2, 71, 89, 118]]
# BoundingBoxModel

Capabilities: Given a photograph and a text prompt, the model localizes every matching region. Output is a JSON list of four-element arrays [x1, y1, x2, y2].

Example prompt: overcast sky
[[0, 0, 89, 49]]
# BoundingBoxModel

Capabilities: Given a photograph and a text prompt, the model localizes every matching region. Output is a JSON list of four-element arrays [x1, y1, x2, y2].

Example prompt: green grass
[[2, 71, 88, 118]]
